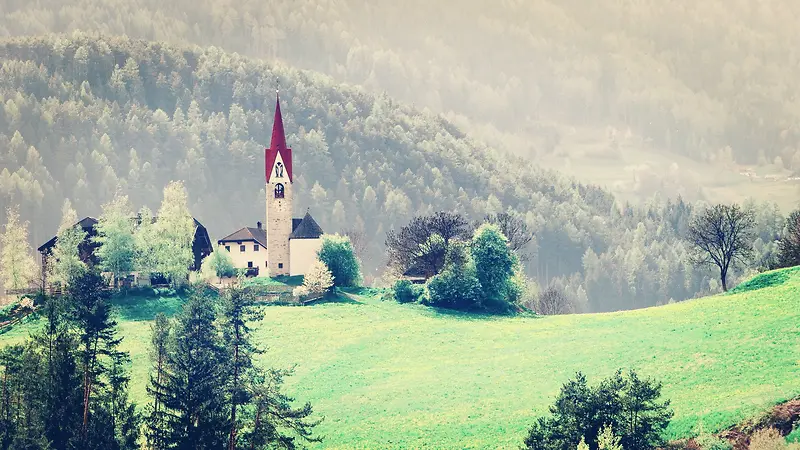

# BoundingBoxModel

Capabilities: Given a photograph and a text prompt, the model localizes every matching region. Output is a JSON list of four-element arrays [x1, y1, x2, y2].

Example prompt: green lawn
[[2, 269, 800, 449]]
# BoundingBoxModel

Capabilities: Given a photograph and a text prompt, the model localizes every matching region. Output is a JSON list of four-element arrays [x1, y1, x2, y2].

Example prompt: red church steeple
[[265, 93, 293, 182]]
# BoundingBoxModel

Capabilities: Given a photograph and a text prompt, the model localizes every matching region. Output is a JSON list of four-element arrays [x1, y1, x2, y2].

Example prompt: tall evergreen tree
[[144, 313, 171, 450], [66, 271, 121, 445], [220, 282, 263, 450], [150, 288, 228, 450]]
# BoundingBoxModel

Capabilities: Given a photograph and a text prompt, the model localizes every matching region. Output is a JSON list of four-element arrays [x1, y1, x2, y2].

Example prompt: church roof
[[265, 93, 293, 183], [290, 212, 324, 240], [218, 227, 268, 248]]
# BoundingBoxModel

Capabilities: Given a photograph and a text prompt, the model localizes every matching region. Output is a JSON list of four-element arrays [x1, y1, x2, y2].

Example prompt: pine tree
[[32, 296, 81, 450], [220, 284, 262, 450], [66, 271, 121, 445], [94, 193, 135, 288], [150, 288, 228, 450], [144, 313, 171, 450], [0, 206, 37, 292], [244, 368, 322, 450]]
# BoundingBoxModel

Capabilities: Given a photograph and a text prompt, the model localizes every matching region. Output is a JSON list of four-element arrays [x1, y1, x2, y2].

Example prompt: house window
[[254, 245, 259, 252], [240, 245, 246, 252], [247, 262, 253, 268], [225, 245, 230, 252], [278, 263, 283, 269], [274, 183, 284, 199]]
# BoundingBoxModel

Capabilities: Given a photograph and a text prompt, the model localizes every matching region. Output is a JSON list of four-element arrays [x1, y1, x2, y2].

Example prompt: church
[[218, 94, 324, 277]]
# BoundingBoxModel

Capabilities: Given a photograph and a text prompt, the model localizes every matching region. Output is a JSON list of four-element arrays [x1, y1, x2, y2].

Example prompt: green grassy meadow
[[2, 268, 800, 449]]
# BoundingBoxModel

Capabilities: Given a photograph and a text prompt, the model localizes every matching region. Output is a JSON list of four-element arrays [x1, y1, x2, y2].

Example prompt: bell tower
[[265, 93, 293, 276]]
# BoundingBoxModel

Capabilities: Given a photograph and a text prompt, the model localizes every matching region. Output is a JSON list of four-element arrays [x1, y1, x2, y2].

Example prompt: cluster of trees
[[0, 33, 793, 311], [0, 0, 798, 171], [144, 283, 320, 449], [0, 271, 320, 450], [0, 180, 198, 293], [389, 212, 529, 312], [523, 370, 673, 450]]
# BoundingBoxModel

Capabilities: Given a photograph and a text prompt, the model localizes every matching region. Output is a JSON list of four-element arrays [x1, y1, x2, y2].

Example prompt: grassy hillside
[[2, 268, 799, 448]]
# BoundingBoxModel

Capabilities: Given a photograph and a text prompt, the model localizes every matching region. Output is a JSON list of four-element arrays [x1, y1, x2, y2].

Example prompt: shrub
[[318, 234, 361, 287], [292, 286, 310, 299], [693, 423, 731, 450], [426, 242, 483, 310], [393, 279, 422, 303], [471, 224, 518, 308], [303, 260, 334, 295], [523, 370, 672, 450]]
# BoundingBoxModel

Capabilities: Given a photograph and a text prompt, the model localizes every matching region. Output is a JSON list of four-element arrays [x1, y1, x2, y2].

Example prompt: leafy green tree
[[317, 234, 361, 287], [154, 181, 195, 286], [133, 206, 158, 280], [200, 245, 236, 281], [0, 206, 37, 292], [51, 200, 87, 287], [94, 193, 135, 287], [471, 224, 519, 310], [426, 242, 482, 310]]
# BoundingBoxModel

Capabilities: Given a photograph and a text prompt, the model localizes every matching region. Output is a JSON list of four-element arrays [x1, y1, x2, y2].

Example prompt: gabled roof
[[218, 227, 268, 248], [37, 217, 98, 252], [290, 212, 324, 240], [265, 93, 293, 183]]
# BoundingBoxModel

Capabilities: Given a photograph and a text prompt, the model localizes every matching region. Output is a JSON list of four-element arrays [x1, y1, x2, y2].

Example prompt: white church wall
[[221, 240, 268, 274], [290, 238, 323, 276]]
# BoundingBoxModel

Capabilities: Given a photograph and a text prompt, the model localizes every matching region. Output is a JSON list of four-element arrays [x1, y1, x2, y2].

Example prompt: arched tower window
[[275, 162, 284, 178], [274, 183, 285, 199]]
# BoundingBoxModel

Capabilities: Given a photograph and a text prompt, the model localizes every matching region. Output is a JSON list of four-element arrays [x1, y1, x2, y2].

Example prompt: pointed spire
[[270, 92, 287, 151]]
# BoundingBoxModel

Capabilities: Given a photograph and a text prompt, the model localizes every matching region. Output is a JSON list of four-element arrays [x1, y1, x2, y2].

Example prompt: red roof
[[265, 93, 293, 182]]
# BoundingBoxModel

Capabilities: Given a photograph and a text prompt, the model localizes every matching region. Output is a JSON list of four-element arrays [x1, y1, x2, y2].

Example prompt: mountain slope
[[0, 32, 745, 311], [1, 0, 799, 209], [1, 268, 798, 449]]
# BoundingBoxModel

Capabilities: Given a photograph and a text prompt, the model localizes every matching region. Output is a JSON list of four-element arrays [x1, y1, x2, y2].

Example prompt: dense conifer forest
[[0, 0, 798, 169], [0, 33, 787, 311]]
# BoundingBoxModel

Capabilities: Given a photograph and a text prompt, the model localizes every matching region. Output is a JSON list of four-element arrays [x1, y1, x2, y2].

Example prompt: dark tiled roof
[[289, 212, 324, 239], [218, 227, 268, 248], [37, 217, 98, 252], [292, 218, 303, 232]]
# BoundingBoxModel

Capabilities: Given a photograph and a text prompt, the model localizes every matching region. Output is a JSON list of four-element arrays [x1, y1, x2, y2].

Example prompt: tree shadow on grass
[[416, 303, 540, 322], [112, 294, 185, 321], [305, 292, 363, 306]]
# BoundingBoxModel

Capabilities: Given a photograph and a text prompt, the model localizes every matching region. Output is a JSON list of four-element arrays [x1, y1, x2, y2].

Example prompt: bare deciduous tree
[[343, 228, 367, 260], [480, 212, 534, 260], [687, 203, 756, 292], [535, 286, 572, 315], [385, 211, 470, 278]]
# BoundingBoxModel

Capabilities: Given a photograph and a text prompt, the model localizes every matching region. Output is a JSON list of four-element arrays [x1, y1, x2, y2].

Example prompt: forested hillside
[[0, 0, 798, 171], [0, 34, 785, 311]]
